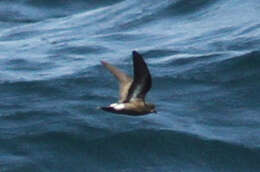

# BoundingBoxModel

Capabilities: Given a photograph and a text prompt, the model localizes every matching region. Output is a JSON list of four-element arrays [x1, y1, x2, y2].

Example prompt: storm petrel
[[100, 51, 156, 115]]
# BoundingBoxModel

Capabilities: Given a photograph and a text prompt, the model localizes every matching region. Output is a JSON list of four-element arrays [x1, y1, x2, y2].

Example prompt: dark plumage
[[100, 51, 156, 116]]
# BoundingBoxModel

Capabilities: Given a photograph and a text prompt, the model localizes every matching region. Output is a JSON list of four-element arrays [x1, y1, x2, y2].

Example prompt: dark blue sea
[[1, 0, 260, 171]]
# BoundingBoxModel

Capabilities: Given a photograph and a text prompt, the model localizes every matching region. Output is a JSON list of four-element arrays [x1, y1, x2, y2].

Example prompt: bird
[[99, 51, 156, 116]]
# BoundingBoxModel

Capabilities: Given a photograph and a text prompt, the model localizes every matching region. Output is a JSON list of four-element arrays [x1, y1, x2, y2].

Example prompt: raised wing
[[124, 51, 152, 103], [101, 61, 132, 102]]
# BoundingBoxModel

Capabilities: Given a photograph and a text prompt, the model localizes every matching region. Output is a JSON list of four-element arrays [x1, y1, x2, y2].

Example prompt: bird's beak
[[152, 110, 157, 114]]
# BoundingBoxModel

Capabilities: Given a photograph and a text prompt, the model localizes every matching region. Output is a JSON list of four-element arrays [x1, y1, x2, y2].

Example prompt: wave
[[0, 0, 123, 24], [1, 0, 260, 171], [161, 50, 260, 83], [86, 129, 260, 171], [159, 0, 219, 17], [26, 0, 122, 8], [2, 128, 259, 171]]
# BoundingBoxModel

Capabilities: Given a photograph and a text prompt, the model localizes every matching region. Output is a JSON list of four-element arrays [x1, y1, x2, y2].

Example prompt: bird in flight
[[100, 51, 156, 115]]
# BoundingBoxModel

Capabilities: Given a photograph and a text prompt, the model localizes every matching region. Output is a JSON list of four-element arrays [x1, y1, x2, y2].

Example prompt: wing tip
[[132, 50, 145, 64], [132, 50, 141, 58], [132, 50, 138, 55]]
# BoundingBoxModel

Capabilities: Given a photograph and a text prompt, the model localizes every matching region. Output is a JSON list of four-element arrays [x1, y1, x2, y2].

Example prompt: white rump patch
[[109, 103, 118, 107], [114, 103, 125, 110]]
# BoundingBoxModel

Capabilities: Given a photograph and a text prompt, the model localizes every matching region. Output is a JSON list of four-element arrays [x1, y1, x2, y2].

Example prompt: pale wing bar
[[101, 61, 132, 102]]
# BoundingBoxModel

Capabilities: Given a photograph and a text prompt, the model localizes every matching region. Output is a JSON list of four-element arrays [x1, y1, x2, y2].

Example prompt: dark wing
[[124, 51, 152, 103], [101, 61, 132, 102]]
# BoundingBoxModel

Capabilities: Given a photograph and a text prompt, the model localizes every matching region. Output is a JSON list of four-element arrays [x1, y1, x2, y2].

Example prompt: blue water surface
[[1, 0, 260, 171]]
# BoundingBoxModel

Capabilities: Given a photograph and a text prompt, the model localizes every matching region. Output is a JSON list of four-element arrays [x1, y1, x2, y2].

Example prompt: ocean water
[[1, 0, 260, 171]]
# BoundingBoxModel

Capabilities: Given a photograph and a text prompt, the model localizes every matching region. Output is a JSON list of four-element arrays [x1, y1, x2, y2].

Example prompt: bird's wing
[[101, 61, 132, 102], [124, 51, 152, 103]]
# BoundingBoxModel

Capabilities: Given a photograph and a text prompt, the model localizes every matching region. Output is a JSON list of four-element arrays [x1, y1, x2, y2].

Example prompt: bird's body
[[100, 51, 156, 116]]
